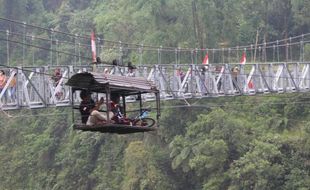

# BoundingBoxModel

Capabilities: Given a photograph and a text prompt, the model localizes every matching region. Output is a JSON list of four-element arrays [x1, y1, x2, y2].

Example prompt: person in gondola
[[79, 90, 114, 126], [110, 92, 131, 125], [79, 90, 95, 124], [86, 97, 113, 126]]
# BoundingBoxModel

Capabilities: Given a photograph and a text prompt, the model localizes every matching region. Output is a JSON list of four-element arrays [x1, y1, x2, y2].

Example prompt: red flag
[[240, 51, 246, 65], [202, 53, 209, 65], [91, 31, 97, 62]]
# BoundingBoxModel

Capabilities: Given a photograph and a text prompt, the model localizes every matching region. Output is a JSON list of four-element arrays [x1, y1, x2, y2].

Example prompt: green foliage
[[229, 140, 284, 190], [1, 0, 310, 189], [122, 141, 174, 190], [305, 44, 310, 61]]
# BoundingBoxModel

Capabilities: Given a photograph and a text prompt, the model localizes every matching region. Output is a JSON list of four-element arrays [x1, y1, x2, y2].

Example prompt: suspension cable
[[1, 17, 310, 53]]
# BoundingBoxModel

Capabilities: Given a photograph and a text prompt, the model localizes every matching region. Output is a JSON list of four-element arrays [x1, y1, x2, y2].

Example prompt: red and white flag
[[91, 31, 97, 62], [202, 53, 209, 65], [240, 51, 253, 88], [240, 51, 246, 65]]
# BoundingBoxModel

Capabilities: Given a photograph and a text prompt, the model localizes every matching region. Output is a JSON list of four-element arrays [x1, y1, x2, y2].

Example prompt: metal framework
[[1, 62, 310, 110]]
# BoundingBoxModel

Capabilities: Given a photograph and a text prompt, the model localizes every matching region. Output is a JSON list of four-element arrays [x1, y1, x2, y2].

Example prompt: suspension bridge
[[0, 18, 310, 111]]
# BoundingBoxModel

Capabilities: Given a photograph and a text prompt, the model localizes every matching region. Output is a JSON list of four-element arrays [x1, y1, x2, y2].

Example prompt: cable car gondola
[[66, 72, 160, 134]]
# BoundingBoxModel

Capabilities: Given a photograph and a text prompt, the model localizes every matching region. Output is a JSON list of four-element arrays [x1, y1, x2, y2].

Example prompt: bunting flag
[[202, 53, 209, 65], [240, 51, 246, 65], [91, 31, 97, 63]]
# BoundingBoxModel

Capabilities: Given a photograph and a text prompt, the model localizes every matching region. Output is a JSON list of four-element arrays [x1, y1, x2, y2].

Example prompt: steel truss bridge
[[1, 62, 310, 111]]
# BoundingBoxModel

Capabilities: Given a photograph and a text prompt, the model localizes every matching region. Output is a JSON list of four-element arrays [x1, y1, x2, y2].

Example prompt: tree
[[122, 141, 174, 190], [229, 140, 284, 190]]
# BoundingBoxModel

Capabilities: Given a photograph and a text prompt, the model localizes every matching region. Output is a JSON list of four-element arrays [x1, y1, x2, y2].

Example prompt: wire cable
[[0, 37, 92, 61], [1, 17, 310, 52], [3, 98, 310, 119], [0, 111, 70, 118]]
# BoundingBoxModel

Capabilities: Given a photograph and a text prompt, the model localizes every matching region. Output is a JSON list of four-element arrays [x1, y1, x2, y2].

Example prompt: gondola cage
[[66, 72, 160, 134]]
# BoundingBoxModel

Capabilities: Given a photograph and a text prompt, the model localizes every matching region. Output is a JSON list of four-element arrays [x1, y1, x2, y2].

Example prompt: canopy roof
[[66, 72, 158, 95]]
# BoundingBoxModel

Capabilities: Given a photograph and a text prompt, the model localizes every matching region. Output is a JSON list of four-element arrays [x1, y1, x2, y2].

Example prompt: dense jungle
[[0, 0, 310, 189]]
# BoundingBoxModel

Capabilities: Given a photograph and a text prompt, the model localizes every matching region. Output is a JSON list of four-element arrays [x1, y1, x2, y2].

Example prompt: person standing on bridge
[[215, 66, 223, 91], [176, 67, 185, 82], [51, 68, 63, 100], [0, 70, 7, 103], [52, 68, 62, 86], [231, 66, 239, 90], [200, 66, 208, 95], [126, 62, 136, 77], [8, 71, 17, 102]]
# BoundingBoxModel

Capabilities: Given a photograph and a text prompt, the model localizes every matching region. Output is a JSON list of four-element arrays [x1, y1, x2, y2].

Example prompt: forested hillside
[[0, 0, 310, 189]]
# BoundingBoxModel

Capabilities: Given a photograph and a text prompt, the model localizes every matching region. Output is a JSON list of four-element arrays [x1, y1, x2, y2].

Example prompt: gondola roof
[[66, 72, 158, 95]]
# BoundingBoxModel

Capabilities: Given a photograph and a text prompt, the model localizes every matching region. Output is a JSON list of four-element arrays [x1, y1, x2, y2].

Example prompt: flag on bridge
[[202, 53, 209, 65], [91, 31, 97, 63], [240, 51, 246, 65], [240, 51, 253, 88]]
